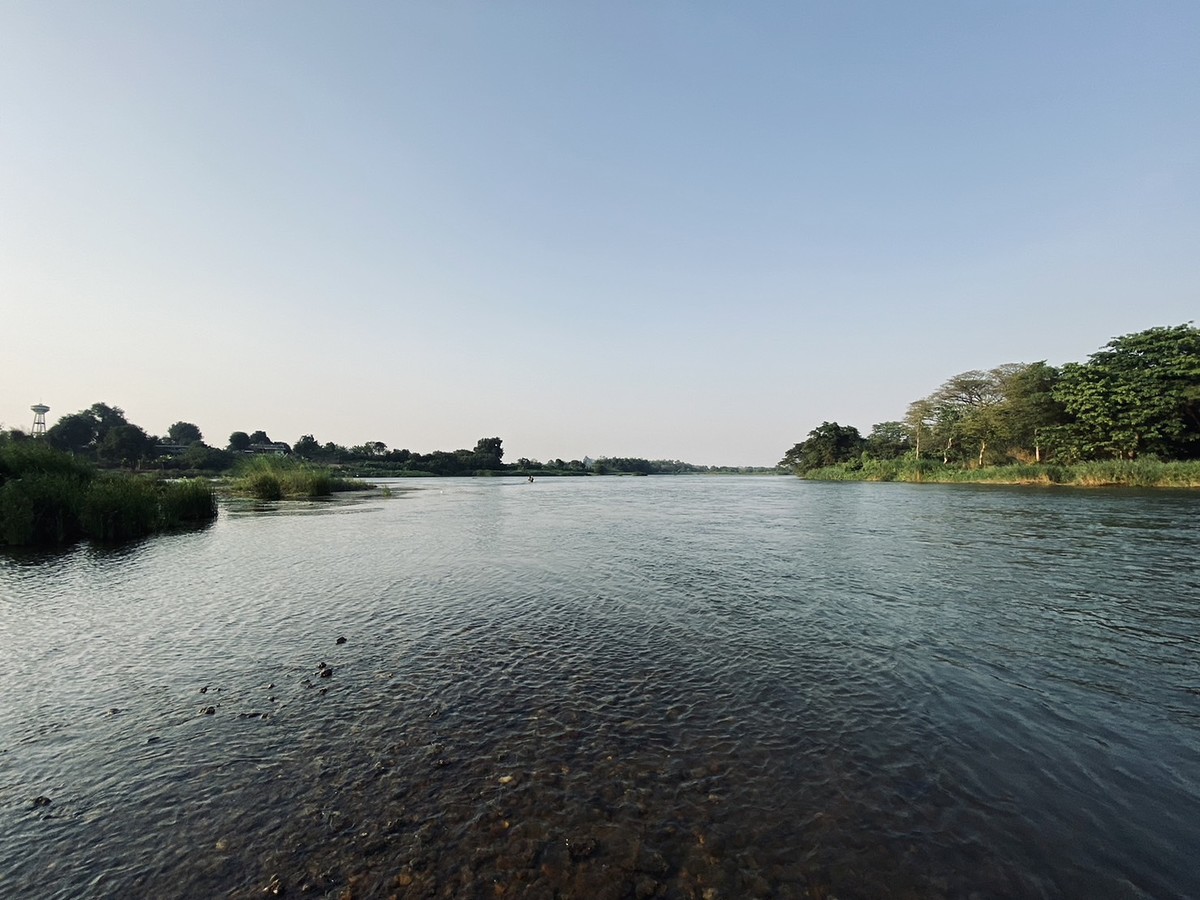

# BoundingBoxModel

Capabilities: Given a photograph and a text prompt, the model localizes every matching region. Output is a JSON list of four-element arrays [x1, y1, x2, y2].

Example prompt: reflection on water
[[1, 477, 1198, 898]]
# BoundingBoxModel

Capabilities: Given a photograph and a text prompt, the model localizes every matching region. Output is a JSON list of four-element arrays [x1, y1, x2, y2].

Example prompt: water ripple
[[1, 478, 1197, 898]]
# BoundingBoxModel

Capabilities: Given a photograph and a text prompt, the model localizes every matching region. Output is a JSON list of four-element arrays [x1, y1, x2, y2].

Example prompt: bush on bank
[[0, 443, 218, 547], [801, 457, 1200, 487]]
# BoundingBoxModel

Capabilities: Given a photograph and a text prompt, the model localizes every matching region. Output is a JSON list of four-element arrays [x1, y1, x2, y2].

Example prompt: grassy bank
[[228, 456, 373, 500], [0, 443, 218, 547], [800, 458, 1200, 487]]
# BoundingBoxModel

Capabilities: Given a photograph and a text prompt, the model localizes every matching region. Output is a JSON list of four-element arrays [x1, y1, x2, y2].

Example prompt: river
[[2, 476, 1197, 898]]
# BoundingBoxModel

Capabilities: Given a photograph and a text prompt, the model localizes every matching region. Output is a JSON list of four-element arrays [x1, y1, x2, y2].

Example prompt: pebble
[[201, 706, 216, 715], [336, 636, 347, 645]]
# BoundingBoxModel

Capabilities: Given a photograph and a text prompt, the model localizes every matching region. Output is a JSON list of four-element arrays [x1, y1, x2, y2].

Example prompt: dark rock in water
[[201, 706, 216, 716], [336, 636, 347, 644], [199, 686, 208, 694], [568, 836, 597, 860], [635, 876, 659, 899], [146, 736, 161, 745], [319, 666, 333, 678], [30, 796, 51, 809], [108, 708, 121, 715]]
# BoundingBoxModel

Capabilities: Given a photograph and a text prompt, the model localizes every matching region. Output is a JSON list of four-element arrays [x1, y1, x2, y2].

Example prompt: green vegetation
[[782, 323, 1200, 487], [0, 440, 218, 547], [803, 458, 1200, 487], [18, 402, 746, 479], [229, 456, 367, 500]]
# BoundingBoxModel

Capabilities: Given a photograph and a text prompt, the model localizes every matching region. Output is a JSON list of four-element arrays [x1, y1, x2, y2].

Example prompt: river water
[[1, 476, 1197, 899]]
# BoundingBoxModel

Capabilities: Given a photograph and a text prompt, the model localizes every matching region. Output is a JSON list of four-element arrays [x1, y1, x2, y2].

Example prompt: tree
[[905, 399, 936, 462], [183, 443, 234, 471], [1052, 323, 1200, 460], [227, 431, 251, 452], [928, 367, 1017, 467], [167, 421, 204, 444], [47, 412, 99, 455], [98, 424, 154, 467], [999, 362, 1064, 462], [865, 421, 912, 460], [780, 422, 865, 473], [88, 403, 127, 440], [472, 437, 504, 470], [293, 434, 321, 459], [248, 430, 272, 445]]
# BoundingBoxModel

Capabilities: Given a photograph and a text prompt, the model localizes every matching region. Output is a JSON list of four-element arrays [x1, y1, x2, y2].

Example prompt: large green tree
[[999, 361, 1064, 462], [45, 403, 135, 458], [925, 366, 1020, 467], [472, 437, 504, 470], [780, 422, 865, 473], [167, 421, 203, 444], [98, 424, 154, 466], [1053, 324, 1200, 460], [47, 412, 98, 454], [865, 421, 912, 460], [292, 434, 321, 459]]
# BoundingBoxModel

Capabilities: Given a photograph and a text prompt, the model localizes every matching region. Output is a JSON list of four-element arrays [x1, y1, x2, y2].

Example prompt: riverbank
[[800, 458, 1200, 487], [0, 443, 218, 546]]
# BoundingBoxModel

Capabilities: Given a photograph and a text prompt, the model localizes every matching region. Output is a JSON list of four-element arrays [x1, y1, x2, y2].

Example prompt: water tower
[[31, 403, 49, 438]]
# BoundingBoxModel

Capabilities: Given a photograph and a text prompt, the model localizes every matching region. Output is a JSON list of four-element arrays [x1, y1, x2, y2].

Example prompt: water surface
[[2, 477, 1197, 898]]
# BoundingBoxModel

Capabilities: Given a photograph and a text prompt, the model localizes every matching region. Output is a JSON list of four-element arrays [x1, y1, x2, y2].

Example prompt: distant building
[[246, 442, 291, 456]]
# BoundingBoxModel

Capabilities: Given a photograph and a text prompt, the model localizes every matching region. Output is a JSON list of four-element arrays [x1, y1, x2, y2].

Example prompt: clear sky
[[3, 2, 1197, 466]]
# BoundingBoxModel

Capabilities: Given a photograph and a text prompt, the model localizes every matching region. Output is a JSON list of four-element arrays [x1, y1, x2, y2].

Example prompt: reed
[[229, 456, 358, 499], [0, 473, 86, 546], [80, 476, 161, 542], [0, 444, 218, 546], [0, 441, 94, 482], [160, 479, 219, 526]]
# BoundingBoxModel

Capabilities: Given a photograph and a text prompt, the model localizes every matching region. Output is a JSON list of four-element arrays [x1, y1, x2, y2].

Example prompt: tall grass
[[0, 473, 87, 546], [229, 456, 363, 499], [0, 441, 94, 482], [81, 476, 160, 542], [160, 479, 219, 526]]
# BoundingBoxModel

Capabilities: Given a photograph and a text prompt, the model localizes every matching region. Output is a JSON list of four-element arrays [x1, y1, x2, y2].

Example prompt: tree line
[[782, 323, 1200, 474], [8, 410, 746, 477]]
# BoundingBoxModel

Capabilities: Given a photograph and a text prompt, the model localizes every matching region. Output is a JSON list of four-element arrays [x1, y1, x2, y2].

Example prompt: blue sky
[[3, 2, 1197, 465]]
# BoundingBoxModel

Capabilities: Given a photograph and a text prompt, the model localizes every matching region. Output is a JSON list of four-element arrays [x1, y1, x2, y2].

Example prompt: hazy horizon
[[4, 3, 1197, 466]]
